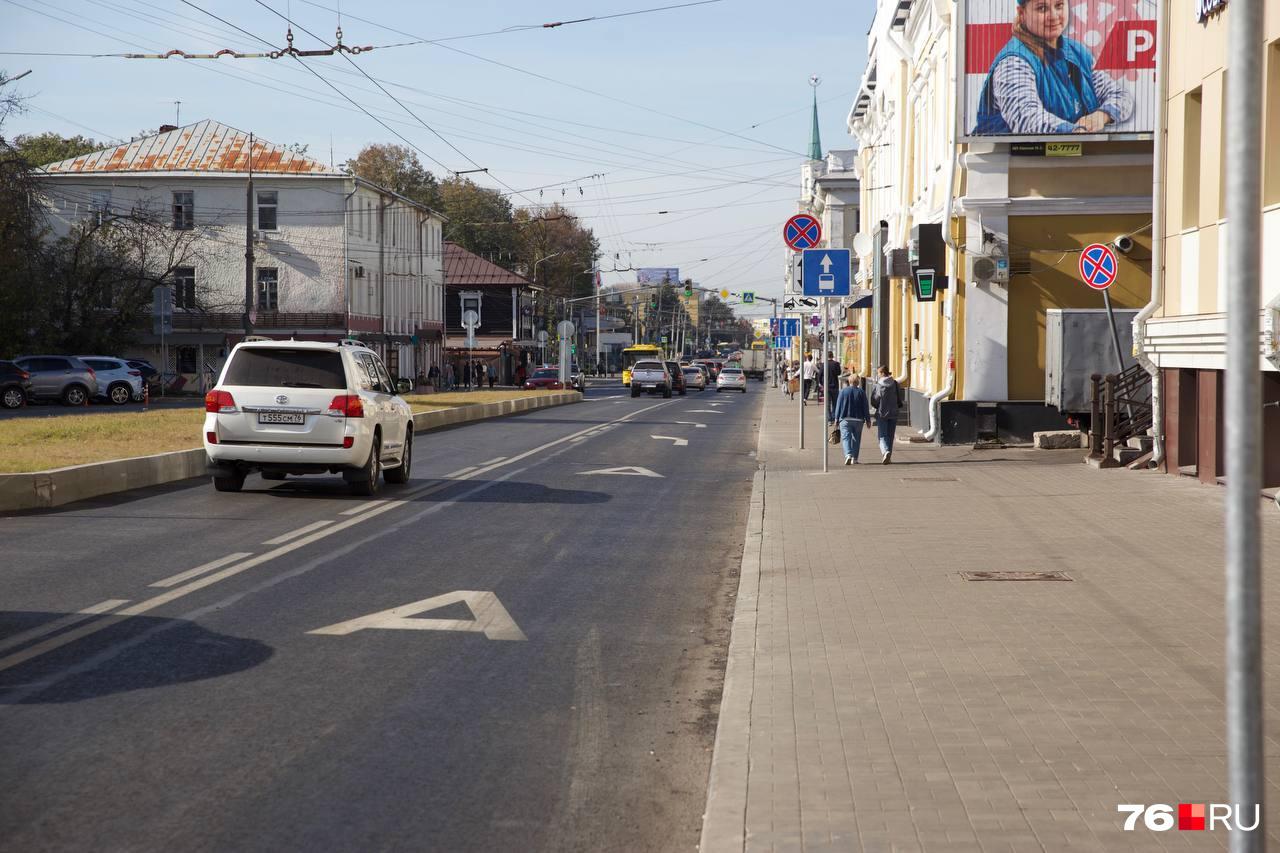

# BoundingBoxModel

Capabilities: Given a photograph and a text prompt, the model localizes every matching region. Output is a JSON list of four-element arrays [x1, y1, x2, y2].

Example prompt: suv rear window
[[634, 361, 663, 371], [223, 348, 347, 389]]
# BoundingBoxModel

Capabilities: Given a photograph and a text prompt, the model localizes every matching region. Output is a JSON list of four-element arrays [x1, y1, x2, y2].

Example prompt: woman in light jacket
[[973, 0, 1133, 135]]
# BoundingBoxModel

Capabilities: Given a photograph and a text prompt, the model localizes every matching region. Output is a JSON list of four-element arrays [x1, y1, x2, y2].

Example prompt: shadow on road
[[0, 612, 273, 704]]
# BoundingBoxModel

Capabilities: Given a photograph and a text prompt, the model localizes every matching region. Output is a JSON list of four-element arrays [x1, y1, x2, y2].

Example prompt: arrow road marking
[[674, 421, 707, 428], [309, 590, 526, 641], [650, 435, 689, 446], [577, 466, 664, 478]]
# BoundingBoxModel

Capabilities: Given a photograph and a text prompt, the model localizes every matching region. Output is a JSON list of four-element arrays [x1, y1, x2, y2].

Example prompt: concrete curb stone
[[0, 392, 580, 513]]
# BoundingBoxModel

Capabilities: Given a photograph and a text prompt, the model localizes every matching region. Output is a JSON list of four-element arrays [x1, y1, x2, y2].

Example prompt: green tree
[[345, 143, 441, 211], [440, 176, 519, 264], [11, 131, 100, 167]]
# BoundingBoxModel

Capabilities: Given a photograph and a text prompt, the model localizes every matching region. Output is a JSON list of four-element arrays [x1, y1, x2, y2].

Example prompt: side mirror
[[395, 377, 413, 395]]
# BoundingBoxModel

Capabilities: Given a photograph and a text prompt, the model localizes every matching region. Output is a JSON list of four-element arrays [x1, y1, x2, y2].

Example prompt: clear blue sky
[[1, 0, 872, 313]]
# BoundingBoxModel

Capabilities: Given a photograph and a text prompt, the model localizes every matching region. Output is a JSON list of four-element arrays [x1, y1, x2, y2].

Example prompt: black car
[[126, 359, 159, 382], [0, 360, 32, 409], [663, 361, 687, 396]]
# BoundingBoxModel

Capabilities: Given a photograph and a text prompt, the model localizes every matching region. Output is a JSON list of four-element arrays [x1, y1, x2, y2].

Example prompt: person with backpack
[[870, 365, 902, 464]]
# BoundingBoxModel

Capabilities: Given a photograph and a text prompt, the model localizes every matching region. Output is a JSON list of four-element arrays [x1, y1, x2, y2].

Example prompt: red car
[[524, 367, 565, 390]]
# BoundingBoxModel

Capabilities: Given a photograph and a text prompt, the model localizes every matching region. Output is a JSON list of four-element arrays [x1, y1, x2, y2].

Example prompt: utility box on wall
[[1045, 308, 1143, 414]]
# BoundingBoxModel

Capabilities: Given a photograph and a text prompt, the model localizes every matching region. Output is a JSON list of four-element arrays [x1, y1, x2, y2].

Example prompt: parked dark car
[[0, 360, 32, 409], [126, 358, 159, 382], [13, 355, 99, 406], [664, 361, 687, 396]]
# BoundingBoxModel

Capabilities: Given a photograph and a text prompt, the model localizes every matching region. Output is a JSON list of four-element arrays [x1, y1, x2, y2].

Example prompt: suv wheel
[[384, 430, 412, 484], [62, 384, 89, 406], [107, 383, 132, 405], [347, 436, 382, 496], [630, 385, 641, 398], [1, 386, 24, 409], [662, 385, 672, 399], [213, 470, 246, 492]]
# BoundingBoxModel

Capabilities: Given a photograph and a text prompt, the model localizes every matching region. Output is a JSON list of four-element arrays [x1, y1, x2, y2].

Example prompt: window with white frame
[[256, 267, 279, 310], [89, 189, 111, 226], [172, 191, 194, 230], [257, 190, 278, 230], [172, 267, 196, 309]]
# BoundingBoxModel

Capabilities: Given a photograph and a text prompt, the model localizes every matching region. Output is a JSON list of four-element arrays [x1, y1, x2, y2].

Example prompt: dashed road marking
[[150, 552, 254, 588], [0, 599, 129, 655], [262, 520, 335, 546]]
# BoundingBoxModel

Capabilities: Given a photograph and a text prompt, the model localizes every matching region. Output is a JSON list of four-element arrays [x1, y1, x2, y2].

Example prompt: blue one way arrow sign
[[801, 248, 851, 297]]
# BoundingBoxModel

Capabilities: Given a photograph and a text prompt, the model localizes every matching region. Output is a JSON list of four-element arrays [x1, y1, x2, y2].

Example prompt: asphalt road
[[0, 379, 764, 852]]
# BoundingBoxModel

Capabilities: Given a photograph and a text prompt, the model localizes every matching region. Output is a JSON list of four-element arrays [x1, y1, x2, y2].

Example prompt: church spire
[[807, 75, 822, 161]]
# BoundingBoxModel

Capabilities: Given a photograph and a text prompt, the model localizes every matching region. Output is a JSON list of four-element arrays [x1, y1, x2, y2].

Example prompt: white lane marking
[[577, 466, 664, 478], [444, 466, 477, 478], [650, 435, 689, 447], [150, 552, 254, 588], [686, 409, 724, 414], [675, 421, 707, 428], [480, 456, 506, 466], [262, 520, 335, 546], [309, 590, 526, 641], [340, 499, 389, 516], [0, 399, 675, 675], [0, 599, 129, 655]]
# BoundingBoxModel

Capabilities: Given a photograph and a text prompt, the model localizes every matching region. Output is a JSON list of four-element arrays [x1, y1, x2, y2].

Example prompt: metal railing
[[1087, 364, 1153, 467]]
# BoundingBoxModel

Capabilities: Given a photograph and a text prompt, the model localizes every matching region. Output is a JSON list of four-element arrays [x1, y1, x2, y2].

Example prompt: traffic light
[[684, 284, 693, 298]]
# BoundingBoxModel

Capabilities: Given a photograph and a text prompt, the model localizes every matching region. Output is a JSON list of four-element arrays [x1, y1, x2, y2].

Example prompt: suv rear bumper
[[204, 436, 370, 471]]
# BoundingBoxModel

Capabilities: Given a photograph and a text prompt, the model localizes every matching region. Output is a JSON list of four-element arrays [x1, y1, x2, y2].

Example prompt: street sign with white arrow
[[801, 248, 851, 297]]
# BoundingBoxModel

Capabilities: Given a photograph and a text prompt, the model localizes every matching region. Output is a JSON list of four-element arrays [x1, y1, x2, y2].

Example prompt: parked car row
[[0, 354, 156, 408]]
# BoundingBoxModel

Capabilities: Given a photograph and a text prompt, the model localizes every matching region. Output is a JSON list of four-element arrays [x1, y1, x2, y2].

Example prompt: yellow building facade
[[1139, 1, 1280, 487]]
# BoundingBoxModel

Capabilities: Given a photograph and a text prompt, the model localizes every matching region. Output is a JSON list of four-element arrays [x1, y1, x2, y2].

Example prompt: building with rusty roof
[[441, 242, 545, 382], [35, 120, 445, 387]]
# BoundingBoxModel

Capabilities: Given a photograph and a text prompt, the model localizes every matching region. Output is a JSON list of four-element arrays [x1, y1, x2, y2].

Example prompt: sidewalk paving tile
[[701, 386, 1280, 852]]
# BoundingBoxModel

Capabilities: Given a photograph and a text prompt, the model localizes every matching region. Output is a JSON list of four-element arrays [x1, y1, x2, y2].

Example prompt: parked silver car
[[78, 356, 144, 405], [13, 355, 100, 406]]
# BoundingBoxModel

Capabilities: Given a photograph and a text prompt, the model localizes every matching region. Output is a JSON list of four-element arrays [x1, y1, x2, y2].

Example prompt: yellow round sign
[[720, 289, 729, 298]]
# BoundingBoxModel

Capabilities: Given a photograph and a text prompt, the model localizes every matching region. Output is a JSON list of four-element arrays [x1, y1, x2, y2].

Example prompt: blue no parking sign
[[1079, 243, 1118, 290]]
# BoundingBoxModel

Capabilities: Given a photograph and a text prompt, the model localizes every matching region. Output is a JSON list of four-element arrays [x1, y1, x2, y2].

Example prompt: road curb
[[0, 392, 581, 513], [699, 465, 765, 853]]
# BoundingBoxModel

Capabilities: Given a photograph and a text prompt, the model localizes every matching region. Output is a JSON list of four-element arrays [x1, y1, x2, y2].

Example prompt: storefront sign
[[1011, 141, 1085, 157], [1197, 0, 1227, 23]]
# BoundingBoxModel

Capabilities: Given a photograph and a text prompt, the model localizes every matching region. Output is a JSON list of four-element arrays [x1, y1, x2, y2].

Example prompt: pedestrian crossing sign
[[742, 291, 755, 304]]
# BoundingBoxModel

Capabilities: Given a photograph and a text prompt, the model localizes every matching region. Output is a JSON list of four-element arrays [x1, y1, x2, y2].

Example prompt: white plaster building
[[36, 120, 446, 386]]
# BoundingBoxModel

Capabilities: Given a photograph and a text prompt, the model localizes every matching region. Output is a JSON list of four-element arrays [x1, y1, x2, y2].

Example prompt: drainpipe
[[343, 181, 357, 335], [921, 1, 961, 442], [1131, 0, 1167, 468]]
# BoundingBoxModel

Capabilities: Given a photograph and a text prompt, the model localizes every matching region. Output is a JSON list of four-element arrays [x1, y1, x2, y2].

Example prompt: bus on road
[[621, 344, 665, 386]]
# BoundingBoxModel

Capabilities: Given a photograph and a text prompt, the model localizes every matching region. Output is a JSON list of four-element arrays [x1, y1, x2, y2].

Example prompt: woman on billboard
[[973, 0, 1134, 135]]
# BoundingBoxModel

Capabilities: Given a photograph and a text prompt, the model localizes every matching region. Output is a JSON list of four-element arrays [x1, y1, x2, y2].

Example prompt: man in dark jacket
[[823, 351, 841, 423], [870, 365, 901, 464], [832, 372, 870, 464]]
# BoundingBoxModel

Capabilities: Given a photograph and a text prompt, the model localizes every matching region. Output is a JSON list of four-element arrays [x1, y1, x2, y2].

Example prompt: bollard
[[1088, 373, 1103, 459]]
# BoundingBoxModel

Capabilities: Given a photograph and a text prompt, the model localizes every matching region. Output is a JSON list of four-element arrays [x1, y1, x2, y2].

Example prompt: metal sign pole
[[1224, 0, 1266, 846], [822, 298, 829, 473], [1101, 289, 1126, 374], [798, 313, 805, 450], [771, 300, 779, 388]]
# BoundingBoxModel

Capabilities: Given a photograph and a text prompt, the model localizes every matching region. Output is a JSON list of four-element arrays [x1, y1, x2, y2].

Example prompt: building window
[[172, 267, 196, 309], [1266, 42, 1280, 207], [256, 267, 279, 311], [257, 191, 278, 231], [1182, 88, 1202, 231], [89, 189, 111, 226], [177, 346, 198, 374], [172, 191, 194, 230]]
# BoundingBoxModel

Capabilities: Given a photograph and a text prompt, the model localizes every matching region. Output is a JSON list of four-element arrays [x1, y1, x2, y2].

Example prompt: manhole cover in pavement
[[961, 571, 1073, 582]]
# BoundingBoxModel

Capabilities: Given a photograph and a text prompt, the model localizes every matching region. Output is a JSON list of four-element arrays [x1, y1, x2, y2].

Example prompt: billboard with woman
[[961, 0, 1157, 140]]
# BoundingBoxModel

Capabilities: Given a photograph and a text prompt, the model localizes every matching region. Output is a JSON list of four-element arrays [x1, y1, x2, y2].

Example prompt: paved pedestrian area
[[701, 385, 1280, 852]]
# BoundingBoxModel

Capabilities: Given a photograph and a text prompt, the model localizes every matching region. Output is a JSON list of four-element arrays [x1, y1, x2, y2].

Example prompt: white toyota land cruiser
[[203, 339, 415, 496]]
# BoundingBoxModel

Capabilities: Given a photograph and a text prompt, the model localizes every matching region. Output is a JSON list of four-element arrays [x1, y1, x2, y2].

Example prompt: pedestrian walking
[[870, 365, 901, 464], [427, 363, 440, 391], [487, 363, 496, 388], [515, 362, 527, 387], [832, 372, 870, 465], [443, 362, 455, 391], [801, 353, 816, 401], [823, 351, 841, 423]]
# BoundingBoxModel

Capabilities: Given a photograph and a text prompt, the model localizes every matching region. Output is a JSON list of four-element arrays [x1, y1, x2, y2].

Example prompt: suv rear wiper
[[280, 381, 325, 388]]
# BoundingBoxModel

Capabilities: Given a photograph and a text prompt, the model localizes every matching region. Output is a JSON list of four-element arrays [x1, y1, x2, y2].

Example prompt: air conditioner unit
[[969, 245, 1010, 285]]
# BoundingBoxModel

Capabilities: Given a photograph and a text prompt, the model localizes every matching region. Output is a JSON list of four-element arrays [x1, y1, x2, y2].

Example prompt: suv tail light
[[328, 394, 364, 417], [86, 367, 96, 379], [128, 370, 141, 376], [205, 389, 237, 413], [18, 370, 29, 380]]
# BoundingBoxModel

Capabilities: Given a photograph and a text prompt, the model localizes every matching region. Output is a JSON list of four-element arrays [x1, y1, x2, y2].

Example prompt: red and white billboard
[[960, 0, 1157, 141]]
